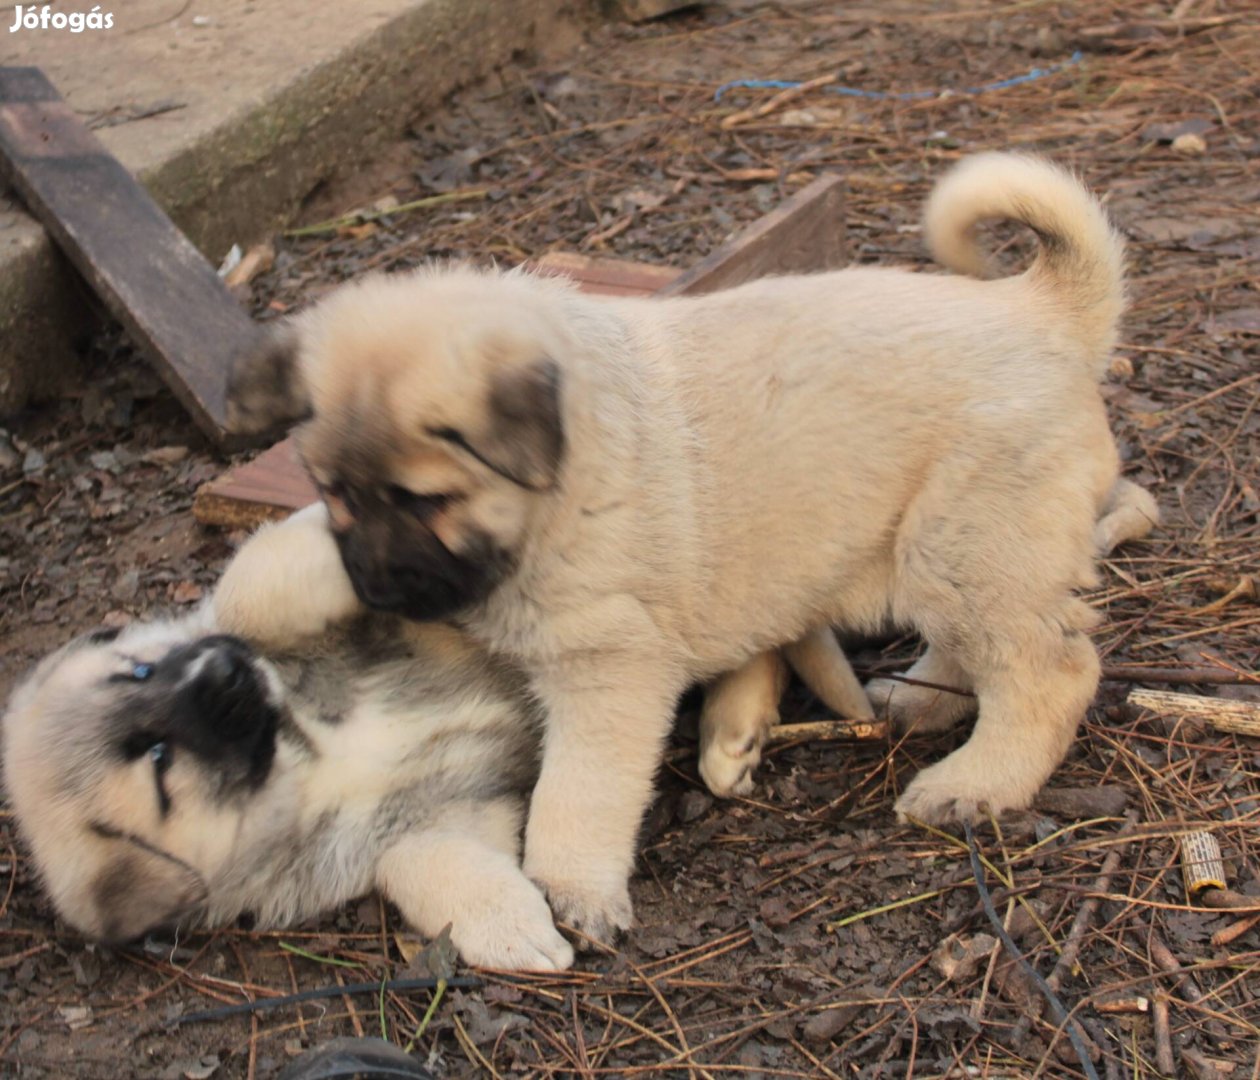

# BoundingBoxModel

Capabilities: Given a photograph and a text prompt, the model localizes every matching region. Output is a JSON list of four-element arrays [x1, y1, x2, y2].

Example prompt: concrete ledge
[[0, 0, 595, 417]]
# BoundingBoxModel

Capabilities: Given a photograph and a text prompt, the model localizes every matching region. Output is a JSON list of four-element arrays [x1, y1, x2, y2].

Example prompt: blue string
[[714, 51, 1084, 103]]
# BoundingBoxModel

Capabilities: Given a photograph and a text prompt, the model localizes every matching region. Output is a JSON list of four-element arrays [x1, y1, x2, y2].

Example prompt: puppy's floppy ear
[[432, 359, 565, 492], [88, 833, 207, 943], [225, 321, 311, 436]]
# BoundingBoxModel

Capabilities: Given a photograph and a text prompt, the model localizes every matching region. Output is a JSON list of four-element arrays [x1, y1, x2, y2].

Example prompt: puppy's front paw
[[524, 855, 633, 946], [894, 747, 1037, 825], [452, 879, 575, 972], [545, 882, 634, 946], [699, 733, 762, 798]]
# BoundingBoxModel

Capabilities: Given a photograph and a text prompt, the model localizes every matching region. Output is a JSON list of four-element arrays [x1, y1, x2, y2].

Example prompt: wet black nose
[[179, 636, 265, 742], [198, 639, 252, 688]]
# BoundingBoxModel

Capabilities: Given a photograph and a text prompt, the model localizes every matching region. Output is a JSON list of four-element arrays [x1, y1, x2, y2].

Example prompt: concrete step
[[0, 0, 590, 417]]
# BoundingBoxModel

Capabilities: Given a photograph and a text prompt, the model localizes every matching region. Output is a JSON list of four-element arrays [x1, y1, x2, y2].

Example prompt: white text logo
[[10, 6, 113, 32]]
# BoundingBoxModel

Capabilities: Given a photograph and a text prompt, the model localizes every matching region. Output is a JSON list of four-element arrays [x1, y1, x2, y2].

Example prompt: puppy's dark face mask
[[321, 479, 517, 622], [298, 357, 566, 623], [107, 634, 281, 805]]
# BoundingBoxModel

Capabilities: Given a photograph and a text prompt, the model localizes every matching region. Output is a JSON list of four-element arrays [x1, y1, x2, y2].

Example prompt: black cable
[[176, 976, 482, 1026], [964, 823, 1101, 1080]]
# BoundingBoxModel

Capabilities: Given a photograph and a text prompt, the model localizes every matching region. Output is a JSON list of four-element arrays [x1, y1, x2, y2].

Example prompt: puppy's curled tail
[[924, 152, 1125, 366]]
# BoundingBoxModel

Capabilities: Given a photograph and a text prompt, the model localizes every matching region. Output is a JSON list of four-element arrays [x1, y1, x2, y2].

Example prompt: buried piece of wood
[[0, 67, 258, 445], [1127, 687, 1260, 736], [657, 173, 846, 298], [195, 174, 847, 528], [614, 0, 701, 22]]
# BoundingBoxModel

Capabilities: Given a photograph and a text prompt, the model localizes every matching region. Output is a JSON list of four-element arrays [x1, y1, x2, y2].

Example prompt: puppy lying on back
[[226, 153, 1153, 942], [2, 506, 573, 971]]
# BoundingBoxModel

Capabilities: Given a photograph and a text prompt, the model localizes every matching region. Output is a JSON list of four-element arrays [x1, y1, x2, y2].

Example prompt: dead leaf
[[801, 1000, 864, 1043], [170, 581, 204, 605], [394, 933, 425, 964], [403, 923, 458, 981], [929, 932, 996, 982]]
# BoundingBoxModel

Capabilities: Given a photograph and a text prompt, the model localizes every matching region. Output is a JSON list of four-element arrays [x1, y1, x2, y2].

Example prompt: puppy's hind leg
[[377, 798, 574, 972], [895, 597, 1100, 825], [784, 626, 876, 721], [1094, 478, 1159, 556], [865, 647, 975, 735], [891, 475, 1103, 823], [699, 650, 789, 798]]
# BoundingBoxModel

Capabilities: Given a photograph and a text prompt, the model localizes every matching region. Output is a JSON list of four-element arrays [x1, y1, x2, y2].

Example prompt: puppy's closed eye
[[386, 485, 453, 520]]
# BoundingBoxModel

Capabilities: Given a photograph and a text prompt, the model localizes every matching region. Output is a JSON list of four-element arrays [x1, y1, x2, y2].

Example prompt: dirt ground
[[2, 1, 1258, 1077]]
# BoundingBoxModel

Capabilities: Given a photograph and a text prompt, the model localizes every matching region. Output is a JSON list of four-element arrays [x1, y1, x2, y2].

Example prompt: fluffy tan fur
[[226, 152, 1157, 941]]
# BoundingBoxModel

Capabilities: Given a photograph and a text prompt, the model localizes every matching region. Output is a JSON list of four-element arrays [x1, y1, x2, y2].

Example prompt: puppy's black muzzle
[[173, 636, 270, 744], [336, 519, 513, 623], [143, 635, 279, 794]]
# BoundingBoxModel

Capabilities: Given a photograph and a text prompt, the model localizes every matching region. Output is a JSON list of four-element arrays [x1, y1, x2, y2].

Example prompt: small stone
[[58, 1004, 93, 1030], [113, 569, 141, 601], [142, 446, 190, 466], [1171, 132, 1206, 156], [778, 108, 818, 126], [22, 448, 46, 474]]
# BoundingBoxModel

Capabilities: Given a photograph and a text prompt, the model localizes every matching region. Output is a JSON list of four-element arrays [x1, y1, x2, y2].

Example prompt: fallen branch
[[1152, 995, 1175, 1077], [1145, 931, 1230, 1046], [1102, 664, 1259, 686], [766, 717, 890, 746], [283, 190, 487, 239], [720, 73, 839, 130], [964, 825, 1101, 1080], [1011, 812, 1137, 1047]]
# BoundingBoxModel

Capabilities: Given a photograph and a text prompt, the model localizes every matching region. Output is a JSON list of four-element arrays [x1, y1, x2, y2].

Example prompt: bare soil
[[2, 2, 1258, 1077]]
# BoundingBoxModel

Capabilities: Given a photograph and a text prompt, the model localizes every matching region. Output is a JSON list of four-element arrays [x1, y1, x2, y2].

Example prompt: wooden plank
[[0, 67, 257, 445], [196, 177, 847, 528], [529, 252, 680, 296], [193, 439, 314, 530], [658, 173, 845, 298]]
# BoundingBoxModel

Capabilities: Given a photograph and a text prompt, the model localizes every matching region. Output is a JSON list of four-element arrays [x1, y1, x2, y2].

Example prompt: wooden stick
[[1127, 688, 1260, 736], [1210, 912, 1260, 948], [1152, 995, 1175, 1077], [720, 73, 839, 130], [765, 717, 890, 746], [1102, 664, 1259, 687]]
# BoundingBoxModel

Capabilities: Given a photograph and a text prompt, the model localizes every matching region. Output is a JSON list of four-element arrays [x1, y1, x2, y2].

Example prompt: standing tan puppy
[[228, 153, 1142, 942]]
